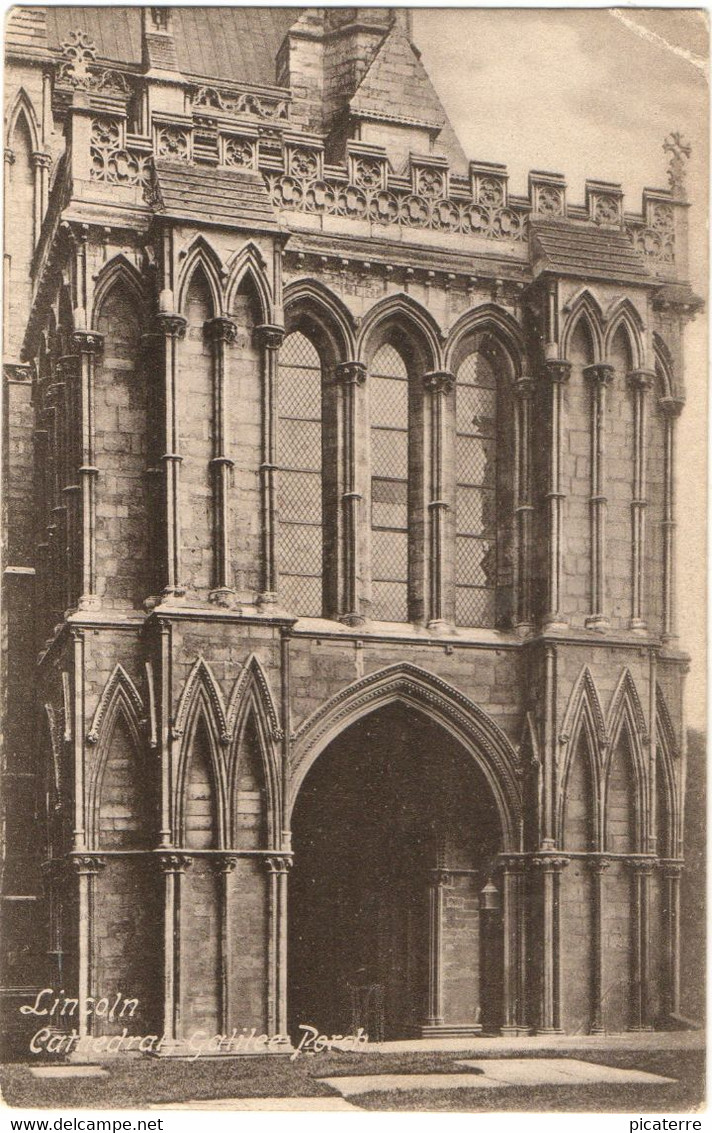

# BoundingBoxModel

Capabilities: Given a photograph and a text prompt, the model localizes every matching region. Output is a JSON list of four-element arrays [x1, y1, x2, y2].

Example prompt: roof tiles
[[152, 161, 280, 232], [531, 220, 654, 284]]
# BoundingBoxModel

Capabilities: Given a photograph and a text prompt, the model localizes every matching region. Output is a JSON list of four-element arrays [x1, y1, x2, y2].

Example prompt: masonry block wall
[[2, 5, 700, 1053]]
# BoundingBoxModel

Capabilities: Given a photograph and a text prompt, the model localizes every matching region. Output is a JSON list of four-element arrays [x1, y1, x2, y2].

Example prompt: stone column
[[423, 371, 454, 630], [660, 859, 683, 1019], [72, 330, 103, 610], [266, 855, 292, 1035], [628, 857, 655, 1030], [157, 853, 192, 1044], [587, 855, 611, 1034], [425, 867, 450, 1029], [514, 376, 535, 631], [531, 854, 568, 1033], [543, 360, 571, 627], [628, 370, 655, 631], [31, 151, 52, 244], [255, 325, 284, 604], [583, 363, 614, 630], [212, 854, 238, 1034], [155, 314, 187, 598], [333, 361, 367, 625], [500, 856, 528, 1034], [659, 396, 684, 643], [206, 317, 238, 604], [70, 854, 105, 1041]]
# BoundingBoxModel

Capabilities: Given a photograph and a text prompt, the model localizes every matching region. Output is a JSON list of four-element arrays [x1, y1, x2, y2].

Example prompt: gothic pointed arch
[[5, 87, 40, 150], [557, 666, 606, 848], [290, 662, 522, 850], [283, 277, 357, 361], [85, 665, 149, 849], [225, 241, 272, 323], [561, 289, 605, 361], [445, 303, 526, 376], [92, 254, 147, 327], [173, 658, 229, 847], [177, 235, 224, 315], [358, 292, 443, 370], [226, 655, 282, 843], [603, 298, 645, 368]]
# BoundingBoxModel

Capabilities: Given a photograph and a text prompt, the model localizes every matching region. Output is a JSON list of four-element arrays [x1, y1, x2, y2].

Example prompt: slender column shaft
[[267, 856, 292, 1035], [500, 858, 528, 1033], [206, 318, 238, 599], [214, 855, 238, 1033], [531, 855, 568, 1033], [659, 397, 684, 641], [266, 861, 278, 1034], [72, 331, 103, 608], [514, 377, 534, 629], [158, 854, 192, 1043], [71, 856, 105, 1041], [334, 362, 367, 625], [426, 868, 448, 1027], [423, 372, 454, 628], [628, 859, 654, 1030], [584, 364, 614, 628], [155, 315, 187, 595], [588, 856, 610, 1033], [543, 361, 571, 625], [628, 370, 654, 630], [255, 325, 284, 602], [661, 861, 683, 1017]]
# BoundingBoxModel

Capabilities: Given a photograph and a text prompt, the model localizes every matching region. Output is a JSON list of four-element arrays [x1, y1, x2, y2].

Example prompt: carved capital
[[583, 363, 615, 387], [3, 363, 33, 383], [625, 856, 656, 874], [71, 330, 104, 355], [70, 854, 106, 875], [586, 854, 613, 874], [211, 853, 239, 875], [529, 853, 570, 873], [205, 316, 238, 345], [658, 395, 685, 419], [333, 361, 366, 386], [423, 370, 455, 396], [4, 149, 15, 166], [157, 852, 193, 874], [627, 368, 655, 392], [544, 359, 572, 384], [499, 854, 527, 874], [514, 375, 535, 400], [429, 867, 453, 887], [265, 854, 292, 875], [254, 324, 284, 350], [155, 313, 187, 339], [659, 858, 684, 878], [32, 151, 53, 170]]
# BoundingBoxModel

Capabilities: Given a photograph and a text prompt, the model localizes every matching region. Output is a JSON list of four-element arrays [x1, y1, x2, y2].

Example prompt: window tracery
[[370, 343, 410, 623]]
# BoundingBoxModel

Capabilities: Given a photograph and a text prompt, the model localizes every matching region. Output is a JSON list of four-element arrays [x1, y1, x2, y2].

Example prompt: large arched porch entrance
[[288, 702, 505, 1040]]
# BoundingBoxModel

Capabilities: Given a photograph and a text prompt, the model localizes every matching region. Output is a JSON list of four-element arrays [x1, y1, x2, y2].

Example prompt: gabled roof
[[152, 161, 279, 233], [350, 26, 446, 131], [37, 6, 303, 86], [531, 220, 654, 285]]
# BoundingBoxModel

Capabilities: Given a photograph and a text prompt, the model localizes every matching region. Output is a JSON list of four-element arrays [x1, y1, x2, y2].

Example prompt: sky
[[415, 6, 709, 728]]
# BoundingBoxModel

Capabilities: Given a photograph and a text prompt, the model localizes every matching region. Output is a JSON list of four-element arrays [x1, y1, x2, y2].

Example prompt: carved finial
[[663, 132, 691, 199], [59, 29, 97, 85]]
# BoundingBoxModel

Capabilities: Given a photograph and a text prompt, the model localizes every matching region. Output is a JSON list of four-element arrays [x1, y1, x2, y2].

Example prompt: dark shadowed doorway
[[288, 702, 502, 1040]]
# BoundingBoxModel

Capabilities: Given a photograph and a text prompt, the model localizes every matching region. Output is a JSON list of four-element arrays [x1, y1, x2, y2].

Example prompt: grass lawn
[[0, 1048, 704, 1112]]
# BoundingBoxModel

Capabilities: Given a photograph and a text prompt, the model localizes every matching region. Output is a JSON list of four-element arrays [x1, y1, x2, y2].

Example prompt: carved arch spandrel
[[92, 254, 147, 327], [283, 277, 358, 361], [603, 298, 645, 369], [290, 662, 522, 851], [602, 669, 648, 853], [357, 292, 443, 370], [176, 235, 225, 315], [557, 666, 606, 849], [560, 289, 605, 361], [225, 241, 273, 323], [5, 87, 41, 151], [444, 303, 526, 376], [656, 683, 681, 857]]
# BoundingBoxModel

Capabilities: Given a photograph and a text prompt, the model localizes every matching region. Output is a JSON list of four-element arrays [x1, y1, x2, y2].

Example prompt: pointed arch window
[[454, 341, 498, 627], [370, 343, 409, 622], [278, 330, 323, 616]]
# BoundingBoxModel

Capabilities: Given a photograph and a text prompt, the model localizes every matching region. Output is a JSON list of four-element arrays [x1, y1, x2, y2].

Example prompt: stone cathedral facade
[[2, 7, 702, 1053]]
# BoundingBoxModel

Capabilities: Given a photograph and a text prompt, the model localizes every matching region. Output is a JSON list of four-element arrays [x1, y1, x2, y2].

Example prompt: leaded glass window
[[278, 330, 323, 616], [455, 347, 498, 627], [370, 343, 409, 621]]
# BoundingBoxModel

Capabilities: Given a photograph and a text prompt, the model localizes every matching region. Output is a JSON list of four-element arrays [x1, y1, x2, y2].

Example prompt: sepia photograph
[[1, 1, 708, 1118]]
